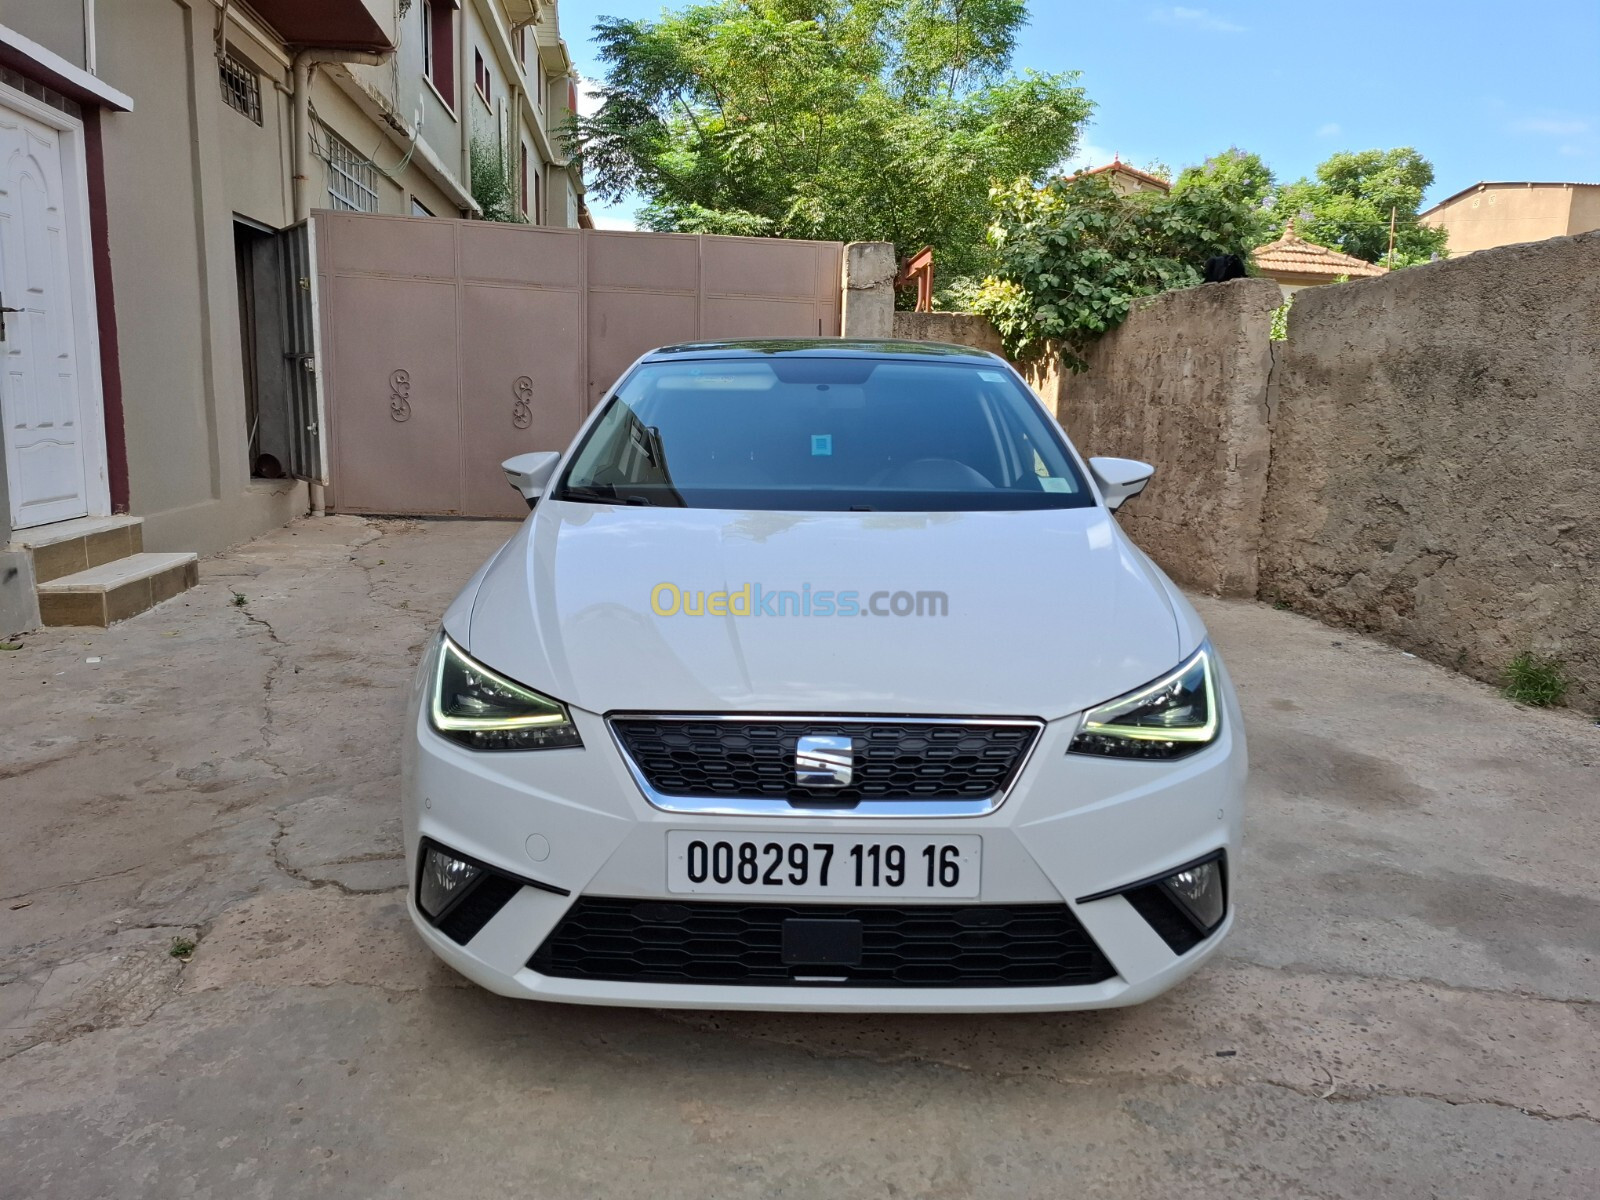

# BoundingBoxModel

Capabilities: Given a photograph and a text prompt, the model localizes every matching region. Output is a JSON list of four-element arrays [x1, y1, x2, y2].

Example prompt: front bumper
[[401, 645, 1247, 1013]]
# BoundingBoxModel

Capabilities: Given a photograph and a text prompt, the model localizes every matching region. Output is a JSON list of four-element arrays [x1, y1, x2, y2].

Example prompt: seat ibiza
[[402, 340, 1246, 1012]]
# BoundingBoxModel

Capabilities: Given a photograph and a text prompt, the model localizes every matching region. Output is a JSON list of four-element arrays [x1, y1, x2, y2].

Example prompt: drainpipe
[[83, 0, 97, 74], [290, 47, 387, 515], [291, 49, 389, 222]]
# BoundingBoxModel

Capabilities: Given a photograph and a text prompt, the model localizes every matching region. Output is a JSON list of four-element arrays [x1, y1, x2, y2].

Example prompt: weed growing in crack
[[1501, 652, 1567, 708], [169, 936, 197, 961], [231, 592, 247, 607]]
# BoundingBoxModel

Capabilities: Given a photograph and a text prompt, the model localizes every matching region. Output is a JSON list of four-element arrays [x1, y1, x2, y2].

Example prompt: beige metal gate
[[313, 213, 844, 518]]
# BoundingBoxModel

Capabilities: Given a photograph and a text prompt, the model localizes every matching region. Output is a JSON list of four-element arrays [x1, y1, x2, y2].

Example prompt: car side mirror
[[502, 452, 561, 508], [1088, 456, 1155, 512]]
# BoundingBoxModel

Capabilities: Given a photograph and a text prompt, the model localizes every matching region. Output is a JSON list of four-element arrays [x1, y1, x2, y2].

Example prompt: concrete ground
[[1, 517, 1596, 1199]]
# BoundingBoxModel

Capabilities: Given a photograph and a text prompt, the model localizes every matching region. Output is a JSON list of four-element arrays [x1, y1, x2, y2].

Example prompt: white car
[[402, 340, 1246, 1013]]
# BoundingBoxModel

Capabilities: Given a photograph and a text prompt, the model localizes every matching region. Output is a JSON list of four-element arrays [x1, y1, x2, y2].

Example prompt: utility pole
[[1388, 205, 1397, 268]]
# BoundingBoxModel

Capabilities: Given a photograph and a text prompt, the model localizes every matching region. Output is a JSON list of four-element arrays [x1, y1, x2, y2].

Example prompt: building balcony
[[247, 0, 393, 53]]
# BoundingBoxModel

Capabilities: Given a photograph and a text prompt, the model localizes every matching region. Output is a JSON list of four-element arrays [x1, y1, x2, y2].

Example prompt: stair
[[9, 516, 199, 627]]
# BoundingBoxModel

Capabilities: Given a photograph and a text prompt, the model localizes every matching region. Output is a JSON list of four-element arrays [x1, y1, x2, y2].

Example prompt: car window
[[556, 357, 1093, 512]]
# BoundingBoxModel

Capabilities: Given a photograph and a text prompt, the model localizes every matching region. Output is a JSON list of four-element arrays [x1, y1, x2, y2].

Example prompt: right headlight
[[1068, 643, 1219, 760], [430, 635, 583, 751]]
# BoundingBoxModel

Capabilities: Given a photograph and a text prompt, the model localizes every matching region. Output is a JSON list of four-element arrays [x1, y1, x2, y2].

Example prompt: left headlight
[[430, 635, 583, 751], [1068, 643, 1219, 760]]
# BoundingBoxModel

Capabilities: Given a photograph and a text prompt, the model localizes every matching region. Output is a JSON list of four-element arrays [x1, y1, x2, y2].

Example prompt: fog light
[[1160, 858, 1226, 932], [418, 844, 481, 919]]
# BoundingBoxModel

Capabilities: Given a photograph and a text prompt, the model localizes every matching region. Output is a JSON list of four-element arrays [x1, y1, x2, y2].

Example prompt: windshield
[[555, 357, 1094, 512]]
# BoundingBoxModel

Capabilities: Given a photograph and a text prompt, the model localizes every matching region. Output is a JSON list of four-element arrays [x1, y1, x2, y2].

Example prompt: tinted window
[[556, 358, 1093, 513]]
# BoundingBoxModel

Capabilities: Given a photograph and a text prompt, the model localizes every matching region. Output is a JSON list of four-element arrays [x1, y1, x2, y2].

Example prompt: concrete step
[[8, 515, 145, 584], [36, 552, 199, 627]]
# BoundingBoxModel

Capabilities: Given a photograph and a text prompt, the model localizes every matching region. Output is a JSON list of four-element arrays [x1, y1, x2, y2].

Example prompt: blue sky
[[559, 0, 1600, 229]]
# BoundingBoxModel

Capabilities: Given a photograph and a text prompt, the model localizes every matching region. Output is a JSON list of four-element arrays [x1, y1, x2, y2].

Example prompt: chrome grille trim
[[606, 713, 1046, 818]]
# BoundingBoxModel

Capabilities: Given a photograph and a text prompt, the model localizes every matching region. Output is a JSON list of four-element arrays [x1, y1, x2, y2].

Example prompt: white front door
[[0, 93, 107, 529]]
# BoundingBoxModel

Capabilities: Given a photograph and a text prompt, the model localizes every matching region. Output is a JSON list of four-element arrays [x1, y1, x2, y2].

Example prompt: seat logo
[[795, 735, 853, 787]]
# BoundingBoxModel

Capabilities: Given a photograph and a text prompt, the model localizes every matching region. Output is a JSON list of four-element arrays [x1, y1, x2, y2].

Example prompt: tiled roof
[[1063, 157, 1172, 193], [1251, 222, 1387, 279]]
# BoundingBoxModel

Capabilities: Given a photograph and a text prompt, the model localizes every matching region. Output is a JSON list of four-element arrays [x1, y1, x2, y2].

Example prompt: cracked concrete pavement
[[1, 516, 1597, 1198]]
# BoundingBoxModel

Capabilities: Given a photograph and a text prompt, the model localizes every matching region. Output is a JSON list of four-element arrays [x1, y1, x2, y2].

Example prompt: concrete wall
[[93, 0, 306, 555], [1261, 232, 1600, 708], [892, 311, 1006, 357], [1048, 278, 1282, 596], [1041, 232, 1600, 709]]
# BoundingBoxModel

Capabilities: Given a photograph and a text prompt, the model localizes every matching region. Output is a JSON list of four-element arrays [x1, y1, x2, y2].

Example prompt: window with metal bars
[[219, 50, 262, 125], [325, 132, 380, 213]]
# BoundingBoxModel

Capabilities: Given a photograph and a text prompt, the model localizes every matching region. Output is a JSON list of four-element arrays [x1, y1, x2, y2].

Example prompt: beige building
[[1420, 181, 1600, 255], [0, 1, 584, 631], [1251, 221, 1387, 298], [1074, 157, 1172, 196]]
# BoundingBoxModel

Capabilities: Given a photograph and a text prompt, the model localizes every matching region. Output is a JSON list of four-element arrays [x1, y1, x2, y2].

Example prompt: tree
[[571, 1, 1091, 280], [962, 172, 1261, 365], [1173, 147, 1275, 207], [1272, 147, 1447, 265]]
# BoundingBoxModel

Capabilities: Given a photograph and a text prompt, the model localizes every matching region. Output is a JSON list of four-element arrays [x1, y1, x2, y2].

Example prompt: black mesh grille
[[530, 898, 1117, 987], [610, 718, 1039, 803]]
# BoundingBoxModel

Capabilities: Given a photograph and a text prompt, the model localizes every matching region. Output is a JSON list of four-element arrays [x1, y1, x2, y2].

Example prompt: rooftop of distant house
[[1421, 179, 1600, 217], [1251, 221, 1388, 280], [1067, 156, 1172, 194]]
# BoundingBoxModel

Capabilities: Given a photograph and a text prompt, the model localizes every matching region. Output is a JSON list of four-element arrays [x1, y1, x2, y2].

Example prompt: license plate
[[666, 831, 981, 898]]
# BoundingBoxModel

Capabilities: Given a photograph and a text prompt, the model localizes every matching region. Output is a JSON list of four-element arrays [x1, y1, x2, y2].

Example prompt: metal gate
[[312, 214, 843, 518], [243, 220, 323, 482]]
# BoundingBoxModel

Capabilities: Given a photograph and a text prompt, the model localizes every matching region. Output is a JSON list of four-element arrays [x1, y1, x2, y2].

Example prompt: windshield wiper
[[560, 485, 657, 507]]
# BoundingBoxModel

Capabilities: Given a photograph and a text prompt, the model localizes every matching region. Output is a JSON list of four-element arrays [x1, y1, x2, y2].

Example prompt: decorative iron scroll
[[389, 369, 412, 422], [512, 376, 534, 429]]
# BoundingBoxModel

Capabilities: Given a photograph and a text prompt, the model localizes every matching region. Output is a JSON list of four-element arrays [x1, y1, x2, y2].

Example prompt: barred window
[[325, 132, 380, 213], [219, 51, 262, 125]]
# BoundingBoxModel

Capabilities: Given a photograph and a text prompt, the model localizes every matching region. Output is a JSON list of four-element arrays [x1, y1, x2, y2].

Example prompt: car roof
[[641, 338, 1006, 367]]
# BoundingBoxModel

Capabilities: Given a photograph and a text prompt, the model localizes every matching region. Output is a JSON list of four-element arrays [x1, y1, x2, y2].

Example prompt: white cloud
[[1316, 122, 1342, 138], [575, 78, 605, 119], [1509, 115, 1590, 137], [1062, 138, 1115, 174], [1152, 6, 1246, 33]]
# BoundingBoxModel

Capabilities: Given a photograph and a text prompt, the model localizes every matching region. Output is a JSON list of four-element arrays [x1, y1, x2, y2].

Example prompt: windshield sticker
[[1040, 477, 1074, 492], [811, 434, 833, 456]]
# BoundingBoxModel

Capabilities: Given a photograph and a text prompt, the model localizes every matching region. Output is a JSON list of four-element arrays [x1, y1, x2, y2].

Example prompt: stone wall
[[1051, 278, 1282, 596], [1036, 232, 1600, 709], [891, 311, 1007, 356], [1261, 232, 1600, 708]]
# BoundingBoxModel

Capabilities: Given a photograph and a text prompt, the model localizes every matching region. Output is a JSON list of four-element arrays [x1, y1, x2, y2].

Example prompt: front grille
[[530, 898, 1117, 987], [610, 717, 1039, 804]]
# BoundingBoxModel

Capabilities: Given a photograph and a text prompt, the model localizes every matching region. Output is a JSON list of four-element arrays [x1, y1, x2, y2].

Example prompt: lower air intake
[[530, 898, 1117, 987]]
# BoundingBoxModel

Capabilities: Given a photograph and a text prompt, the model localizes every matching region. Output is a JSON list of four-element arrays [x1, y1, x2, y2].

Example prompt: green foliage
[[1269, 293, 1292, 341], [1173, 147, 1277, 239], [471, 131, 525, 224], [572, 0, 1090, 279], [1501, 652, 1568, 708], [965, 172, 1260, 365], [1272, 147, 1447, 266], [1175, 145, 1448, 267]]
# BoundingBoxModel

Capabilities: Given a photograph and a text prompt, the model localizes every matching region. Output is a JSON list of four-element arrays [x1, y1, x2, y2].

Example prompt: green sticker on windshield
[[811, 434, 833, 456]]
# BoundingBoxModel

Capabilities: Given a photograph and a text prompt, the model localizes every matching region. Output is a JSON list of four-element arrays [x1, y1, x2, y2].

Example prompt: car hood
[[460, 502, 1186, 722]]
